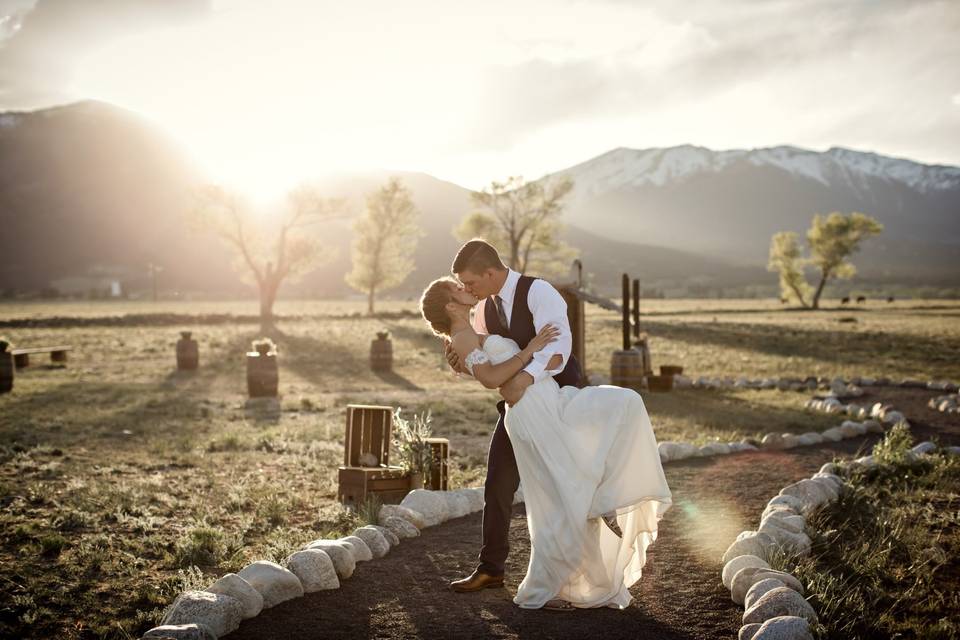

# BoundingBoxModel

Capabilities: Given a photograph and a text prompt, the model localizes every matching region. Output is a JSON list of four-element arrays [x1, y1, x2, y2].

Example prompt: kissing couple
[[418, 238, 672, 611]]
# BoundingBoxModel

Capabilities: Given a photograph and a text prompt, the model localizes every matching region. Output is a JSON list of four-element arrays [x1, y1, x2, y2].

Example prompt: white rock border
[[929, 393, 960, 414], [719, 416, 956, 639], [672, 374, 958, 394], [143, 487, 491, 638]]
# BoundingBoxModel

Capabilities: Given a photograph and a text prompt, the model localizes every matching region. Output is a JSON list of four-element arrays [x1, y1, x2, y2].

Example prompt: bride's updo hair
[[420, 277, 456, 336]]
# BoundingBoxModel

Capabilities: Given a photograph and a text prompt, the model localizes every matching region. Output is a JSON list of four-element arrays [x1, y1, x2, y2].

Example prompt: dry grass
[[0, 298, 957, 638]]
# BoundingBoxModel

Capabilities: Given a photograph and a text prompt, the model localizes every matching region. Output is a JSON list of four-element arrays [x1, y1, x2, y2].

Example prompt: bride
[[420, 277, 672, 610]]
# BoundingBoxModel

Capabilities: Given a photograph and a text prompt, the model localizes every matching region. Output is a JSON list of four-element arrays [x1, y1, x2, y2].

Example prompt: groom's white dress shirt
[[471, 269, 572, 383]]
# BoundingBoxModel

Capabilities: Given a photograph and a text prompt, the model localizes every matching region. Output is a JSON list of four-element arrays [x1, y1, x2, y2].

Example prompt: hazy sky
[[1, 0, 958, 195]]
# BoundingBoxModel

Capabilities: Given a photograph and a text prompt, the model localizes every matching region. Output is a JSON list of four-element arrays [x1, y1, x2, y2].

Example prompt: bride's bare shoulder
[[451, 328, 481, 353]]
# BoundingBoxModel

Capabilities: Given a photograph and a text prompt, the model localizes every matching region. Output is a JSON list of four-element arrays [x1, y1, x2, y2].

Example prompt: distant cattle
[[780, 297, 788, 304], [841, 296, 850, 305], [887, 296, 895, 303], [856, 296, 866, 303]]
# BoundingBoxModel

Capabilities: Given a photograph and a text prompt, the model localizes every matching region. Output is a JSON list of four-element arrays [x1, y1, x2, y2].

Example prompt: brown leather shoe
[[450, 570, 504, 593]]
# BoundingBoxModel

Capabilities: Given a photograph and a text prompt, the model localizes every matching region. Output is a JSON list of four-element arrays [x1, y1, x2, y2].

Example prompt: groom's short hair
[[452, 238, 506, 274]]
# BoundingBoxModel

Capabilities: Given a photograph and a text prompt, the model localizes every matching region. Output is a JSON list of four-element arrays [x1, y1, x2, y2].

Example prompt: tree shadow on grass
[[0, 330, 258, 449], [640, 320, 956, 375], [273, 328, 425, 392], [642, 389, 837, 440]]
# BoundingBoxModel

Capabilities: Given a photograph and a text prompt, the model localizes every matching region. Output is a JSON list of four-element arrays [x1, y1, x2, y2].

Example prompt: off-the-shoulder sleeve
[[464, 348, 492, 375]]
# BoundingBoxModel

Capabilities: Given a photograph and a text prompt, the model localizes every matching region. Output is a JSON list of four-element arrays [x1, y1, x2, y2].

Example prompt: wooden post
[[370, 331, 393, 372], [557, 285, 586, 377], [632, 279, 640, 341], [621, 273, 630, 351], [176, 331, 199, 370], [246, 343, 278, 397], [425, 437, 449, 490]]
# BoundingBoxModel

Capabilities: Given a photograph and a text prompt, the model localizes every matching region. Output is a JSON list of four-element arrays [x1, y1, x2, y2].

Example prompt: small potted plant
[[251, 337, 277, 356], [392, 409, 434, 490]]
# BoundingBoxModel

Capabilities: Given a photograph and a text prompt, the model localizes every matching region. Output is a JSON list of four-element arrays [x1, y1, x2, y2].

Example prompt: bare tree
[[345, 177, 423, 314], [455, 176, 578, 276], [190, 184, 346, 331]]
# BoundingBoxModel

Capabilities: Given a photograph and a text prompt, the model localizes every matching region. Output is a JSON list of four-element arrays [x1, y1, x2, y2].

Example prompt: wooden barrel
[[370, 334, 392, 372], [610, 349, 645, 391], [647, 374, 674, 392], [176, 331, 199, 370], [0, 351, 13, 394], [660, 365, 684, 377], [247, 346, 278, 397]]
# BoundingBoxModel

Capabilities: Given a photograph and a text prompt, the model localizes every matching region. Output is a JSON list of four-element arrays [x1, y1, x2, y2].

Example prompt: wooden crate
[[337, 466, 410, 506], [344, 404, 393, 467], [425, 437, 449, 490]]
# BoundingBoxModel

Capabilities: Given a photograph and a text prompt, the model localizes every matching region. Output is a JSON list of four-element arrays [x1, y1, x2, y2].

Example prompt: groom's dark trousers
[[477, 275, 582, 576]]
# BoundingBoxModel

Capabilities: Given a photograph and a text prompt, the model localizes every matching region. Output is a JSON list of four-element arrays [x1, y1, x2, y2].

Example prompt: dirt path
[[229, 390, 956, 640]]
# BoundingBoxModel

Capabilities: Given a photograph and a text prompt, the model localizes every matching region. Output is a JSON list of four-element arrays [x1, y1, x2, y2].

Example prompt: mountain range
[[0, 101, 957, 299]]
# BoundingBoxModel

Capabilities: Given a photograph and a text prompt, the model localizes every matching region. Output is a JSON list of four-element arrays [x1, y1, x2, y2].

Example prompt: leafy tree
[[767, 212, 883, 309], [807, 212, 883, 309], [454, 176, 578, 276], [346, 177, 423, 314], [190, 184, 346, 331], [767, 231, 813, 307]]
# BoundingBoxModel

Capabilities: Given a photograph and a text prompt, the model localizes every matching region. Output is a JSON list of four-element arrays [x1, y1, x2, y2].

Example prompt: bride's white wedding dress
[[467, 334, 672, 610]]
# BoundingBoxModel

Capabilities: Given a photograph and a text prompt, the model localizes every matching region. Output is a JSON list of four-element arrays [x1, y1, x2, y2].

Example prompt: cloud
[[0, 0, 210, 109], [456, 0, 960, 165]]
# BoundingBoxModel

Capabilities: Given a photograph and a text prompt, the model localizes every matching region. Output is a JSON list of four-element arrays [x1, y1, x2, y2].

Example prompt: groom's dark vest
[[484, 275, 582, 389]]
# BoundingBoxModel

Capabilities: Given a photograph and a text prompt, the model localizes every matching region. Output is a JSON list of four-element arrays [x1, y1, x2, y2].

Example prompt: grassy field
[[1, 298, 958, 638]]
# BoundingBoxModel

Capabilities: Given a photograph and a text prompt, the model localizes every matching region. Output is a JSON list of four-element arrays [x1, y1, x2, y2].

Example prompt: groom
[[445, 238, 582, 593]]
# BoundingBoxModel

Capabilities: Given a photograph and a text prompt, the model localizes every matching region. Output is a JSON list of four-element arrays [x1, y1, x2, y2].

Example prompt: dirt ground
[[227, 389, 956, 640]]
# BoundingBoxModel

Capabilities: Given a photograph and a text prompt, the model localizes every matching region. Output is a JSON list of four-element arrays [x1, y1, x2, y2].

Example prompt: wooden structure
[[424, 437, 449, 490], [176, 331, 199, 370], [338, 404, 409, 505], [11, 346, 71, 368], [0, 344, 12, 393], [556, 285, 585, 378], [370, 331, 393, 372], [246, 343, 278, 397], [610, 349, 645, 391], [646, 374, 674, 392]]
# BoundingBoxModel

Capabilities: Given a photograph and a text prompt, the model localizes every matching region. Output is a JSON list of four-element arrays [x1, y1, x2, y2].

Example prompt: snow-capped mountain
[[557, 145, 960, 200], [550, 145, 960, 278]]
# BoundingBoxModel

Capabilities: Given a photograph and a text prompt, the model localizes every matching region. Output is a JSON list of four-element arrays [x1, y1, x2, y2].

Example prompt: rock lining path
[[229, 389, 956, 640]]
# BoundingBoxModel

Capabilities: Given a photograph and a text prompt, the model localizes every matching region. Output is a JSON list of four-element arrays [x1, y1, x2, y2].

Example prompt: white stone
[[912, 441, 936, 455], [778, 480, 829, 511], [400, 489, 449, 527], [457, 487, 485, 512], [854, 455, 877, 467], [340, 535, 373, 562], [863, 419, 884, 434], [739, 623, 763, 640], [761, 433, 787, 450], [745, 578, 786, 610], [758, 521, 811, 556], [882, 410, 907, 426], [285, 549, 340, 592], [761, 513, 805, 535], [371, 524, 399, 547], [795, 433, 821, 446], [353, 526, 390, 558], [237, 561, 304, 609], [732, 567, 803, 605], [443, 491, 473, 519], [765, 494, 805, 514], [383, 516, 420, 539], [142, 624, 216, 640], [818, 462, 837, 474], [162, 590, 244, 637], [305, 540, 355, 578], [820, 427, 844, 442], [750, 616, 814, 640], [722, 554, 770, 589], [205, 573, 263, 619], [743, 588, 818, 625], [946, 446, 960, 456], [722, 532, 778, 564], [378, 504, 426, 529]]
